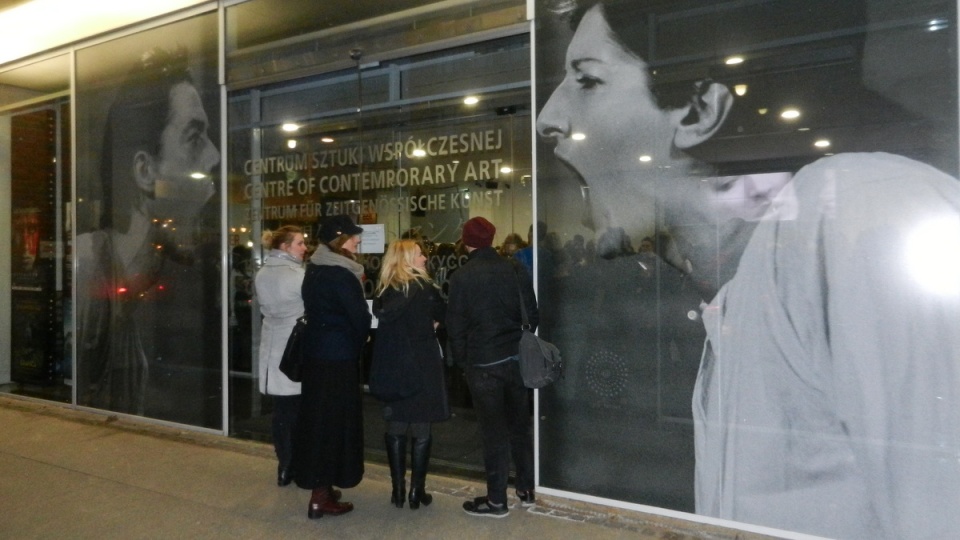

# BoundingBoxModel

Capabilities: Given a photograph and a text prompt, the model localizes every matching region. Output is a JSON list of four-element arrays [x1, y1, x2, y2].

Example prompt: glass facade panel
[[534, 1, 959, 538], [225, 0, 526, 88], [259, 73, 391, 125], [227, 35, 531, 476], [2, 101, 71, 403], [73, 13, 222, 428], [1, 55, 71, 404]]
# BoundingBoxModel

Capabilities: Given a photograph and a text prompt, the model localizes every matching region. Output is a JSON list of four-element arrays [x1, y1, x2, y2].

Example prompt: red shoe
[[308, 487, 354, 519]]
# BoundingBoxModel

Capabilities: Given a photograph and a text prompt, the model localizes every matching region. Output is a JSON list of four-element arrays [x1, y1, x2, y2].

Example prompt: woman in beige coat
[[254, 225, 307, 486]]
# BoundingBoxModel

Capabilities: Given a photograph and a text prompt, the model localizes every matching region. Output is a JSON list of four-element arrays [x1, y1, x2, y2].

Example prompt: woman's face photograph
[[537, 5, 680, 227]]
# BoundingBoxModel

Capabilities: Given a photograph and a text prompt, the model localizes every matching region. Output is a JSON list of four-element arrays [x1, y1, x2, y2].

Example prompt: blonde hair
[[376, 239, 433, 296], [261, 225, 303, 250]]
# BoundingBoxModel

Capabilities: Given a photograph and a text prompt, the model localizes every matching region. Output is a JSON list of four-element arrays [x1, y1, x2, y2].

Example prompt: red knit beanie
[[461, 216, 496, 248]]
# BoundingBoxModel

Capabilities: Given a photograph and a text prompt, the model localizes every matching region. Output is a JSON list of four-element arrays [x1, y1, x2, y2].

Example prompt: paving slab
[[0, 395, 783, 540]]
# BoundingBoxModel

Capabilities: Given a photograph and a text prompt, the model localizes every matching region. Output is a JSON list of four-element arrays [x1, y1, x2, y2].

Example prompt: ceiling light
[[571, 132, 586, 141], [463, 96, 479, 105], [814, 139, 831, 148], [282, 123, 300, 132], [734, 84, 748, 96], [500, 166, 513, 174], [639, 155, 652, 162], [412, 148, 426, 157], [725, 56, 744, 65], [321, 137, 334, 143], [758, 108, 768, 115], [287, 139, 297, 149], [928, 18, 948, 32], [190, 172, 207, 179], [780, 108, 801, 120]]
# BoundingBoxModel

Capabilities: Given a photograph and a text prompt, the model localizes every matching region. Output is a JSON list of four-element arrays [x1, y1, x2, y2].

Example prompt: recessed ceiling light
[[464, 96, 479, 105], [287, 139, 297, 149], [571, 132, 586, 140], [282, 123, 300, 132], [734, 84, 748, 96], [725, 56, 744, 65], [780, 108, 801, 120], [321, 137, 334, 143], [500, 166, 513, 174], [639, 155, 652, 162], [814, 139, 831, 148], [412, 148, 426, 157], [758, 108, 769, 115]]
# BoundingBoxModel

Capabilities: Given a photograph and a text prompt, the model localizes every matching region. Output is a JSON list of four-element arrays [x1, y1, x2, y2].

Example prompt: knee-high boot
[[385, 433, 407, 508], [408, 436, 433, 509]]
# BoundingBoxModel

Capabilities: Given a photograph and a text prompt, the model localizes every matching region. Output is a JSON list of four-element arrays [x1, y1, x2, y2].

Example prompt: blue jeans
[[464, 359, 534, 505]]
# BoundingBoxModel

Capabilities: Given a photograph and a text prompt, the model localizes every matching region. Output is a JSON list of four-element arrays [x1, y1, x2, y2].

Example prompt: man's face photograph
[[150, 80, 219, 223]]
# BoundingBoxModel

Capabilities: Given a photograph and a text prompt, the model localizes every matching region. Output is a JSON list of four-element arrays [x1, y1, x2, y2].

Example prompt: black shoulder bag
[[514, 271, 562, 388], [279, 316, 307, 382]]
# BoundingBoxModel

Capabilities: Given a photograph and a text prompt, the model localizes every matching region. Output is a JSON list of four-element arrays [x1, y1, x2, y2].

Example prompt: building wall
[[2, 2, 960, 539]]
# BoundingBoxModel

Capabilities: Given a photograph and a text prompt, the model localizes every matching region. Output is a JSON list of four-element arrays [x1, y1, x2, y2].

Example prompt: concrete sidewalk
[[0, 395, 778, 539]]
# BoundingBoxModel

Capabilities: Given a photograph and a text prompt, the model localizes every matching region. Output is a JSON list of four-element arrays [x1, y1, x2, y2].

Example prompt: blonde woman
[[372, 239, 448, 510], [253, 225, 306, 487]]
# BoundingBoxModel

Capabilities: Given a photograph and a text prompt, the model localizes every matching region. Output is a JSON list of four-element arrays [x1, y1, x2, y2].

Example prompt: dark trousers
[[464, 359, 534, 505], [272, 394, 301, 469]]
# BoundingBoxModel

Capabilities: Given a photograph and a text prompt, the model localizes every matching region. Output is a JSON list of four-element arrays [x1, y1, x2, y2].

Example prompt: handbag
[[514, 269, 563, 389], [278, 316, 308, 382]]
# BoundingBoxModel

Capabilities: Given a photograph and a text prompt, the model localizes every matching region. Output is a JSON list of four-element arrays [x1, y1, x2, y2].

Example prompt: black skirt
[[292, 359, 364, 489]]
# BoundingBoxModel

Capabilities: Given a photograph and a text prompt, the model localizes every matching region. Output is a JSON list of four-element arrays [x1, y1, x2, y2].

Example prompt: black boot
[[408, 437, 433, 509], [385, 433, 407, 508]]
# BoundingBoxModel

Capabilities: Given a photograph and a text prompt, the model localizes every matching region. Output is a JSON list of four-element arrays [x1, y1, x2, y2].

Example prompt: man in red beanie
[[446, 216, 539, 517]]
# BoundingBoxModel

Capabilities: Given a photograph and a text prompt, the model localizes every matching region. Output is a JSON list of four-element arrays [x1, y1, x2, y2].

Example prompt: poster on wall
[[74, 13, 221, 428], [534, 1, 960, 539]]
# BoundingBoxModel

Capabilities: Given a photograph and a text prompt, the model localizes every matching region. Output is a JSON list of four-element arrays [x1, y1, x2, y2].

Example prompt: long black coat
[[372, 279, 450, 423], [292, 261, 371, 490]]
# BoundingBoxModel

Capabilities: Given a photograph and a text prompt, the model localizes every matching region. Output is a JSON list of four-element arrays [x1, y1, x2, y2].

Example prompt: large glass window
[[227, 33, 532, 475], [73, 13, 222, 428], [534, 1, 958, 538], [0, 55, 71, 405]]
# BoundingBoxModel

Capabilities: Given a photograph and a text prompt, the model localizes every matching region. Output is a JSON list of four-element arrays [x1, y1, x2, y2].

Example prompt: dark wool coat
[[446, 247, 539, 367], [371, 279, 450, 423], [292, 260, 371, 490]]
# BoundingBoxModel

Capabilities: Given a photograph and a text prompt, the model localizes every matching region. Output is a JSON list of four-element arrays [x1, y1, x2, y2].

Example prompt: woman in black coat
[[371, 239, 449, 510], [292, 215, 371, 519]]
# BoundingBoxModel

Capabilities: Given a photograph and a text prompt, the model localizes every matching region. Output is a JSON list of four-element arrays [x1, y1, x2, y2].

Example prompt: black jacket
[[371, 279, 450, 422], [446, 247, 539, 367], [301, 263, 371, 362]]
